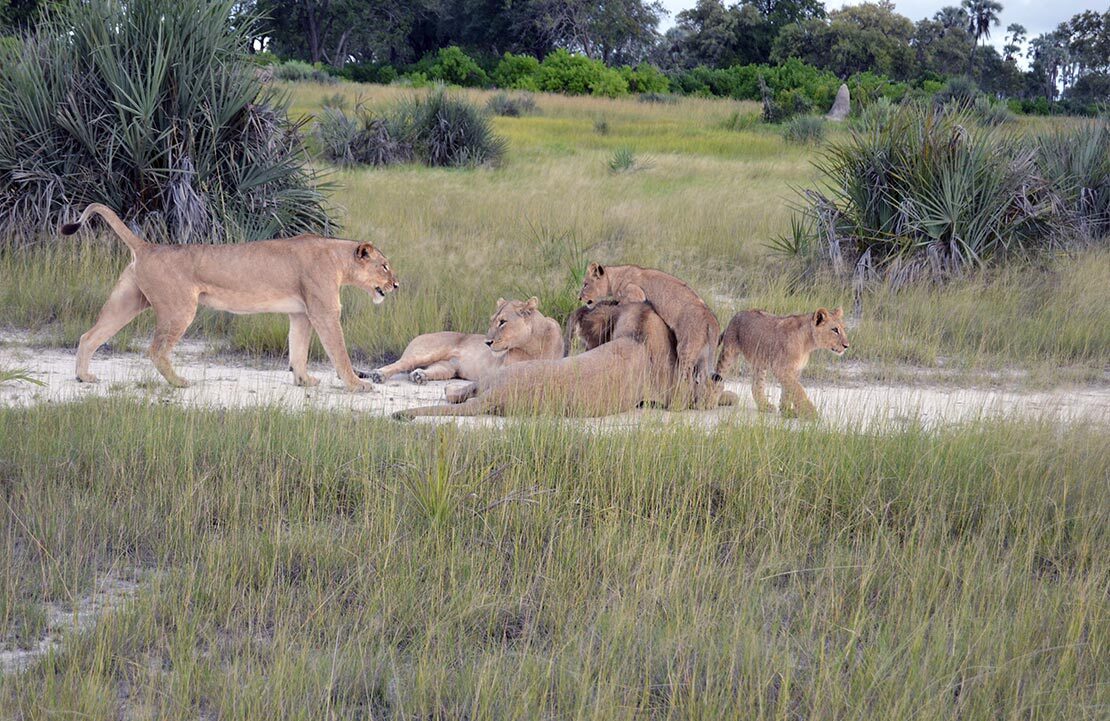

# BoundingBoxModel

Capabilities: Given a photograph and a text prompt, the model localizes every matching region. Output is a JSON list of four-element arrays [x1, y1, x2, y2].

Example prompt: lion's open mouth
[[833, 347, 846, 355], [372, 287, 386, 305]]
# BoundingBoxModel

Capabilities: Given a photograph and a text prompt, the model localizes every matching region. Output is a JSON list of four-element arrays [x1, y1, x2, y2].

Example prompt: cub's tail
[[60, 203, 148, 256]]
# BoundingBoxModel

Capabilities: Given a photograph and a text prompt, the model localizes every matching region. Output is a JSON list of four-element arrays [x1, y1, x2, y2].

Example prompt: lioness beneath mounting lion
[[717, 307, 850, 418], [395, 299, 694, 419], [370, 297, 562, 385], [578, 263, 720, 409], [61, 203, 398, 392]]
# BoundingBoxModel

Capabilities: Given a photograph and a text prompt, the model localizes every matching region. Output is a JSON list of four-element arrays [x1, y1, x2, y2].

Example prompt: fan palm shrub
[[1035, 120, 1110, 242], [792, 102, 1063, 281], [0, 0, 332, 246]]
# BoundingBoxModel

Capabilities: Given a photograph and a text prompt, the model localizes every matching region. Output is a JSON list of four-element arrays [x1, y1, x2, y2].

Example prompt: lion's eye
[[833, 328, 840, 335], [498, 319, 506, 327]]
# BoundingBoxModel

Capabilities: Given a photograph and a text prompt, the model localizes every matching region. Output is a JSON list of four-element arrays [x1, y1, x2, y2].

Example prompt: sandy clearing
[[1, 334, 1107, 432], [0, 569, 144, 674]]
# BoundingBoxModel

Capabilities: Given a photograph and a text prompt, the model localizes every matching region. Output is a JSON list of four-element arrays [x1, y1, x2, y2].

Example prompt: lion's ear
[[355, 243, 375, 260], [587, 262, 604, 277], [525, 296, 539, 311], [833, 306, 844, 319], [814, 308, 829, 325]]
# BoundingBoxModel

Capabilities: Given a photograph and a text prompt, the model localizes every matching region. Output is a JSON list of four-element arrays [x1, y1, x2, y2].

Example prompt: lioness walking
[[578, 263, 720, 408], [716, 307, 850, 418], [371, 297, 562, 384], [62, 203, 398, 391]]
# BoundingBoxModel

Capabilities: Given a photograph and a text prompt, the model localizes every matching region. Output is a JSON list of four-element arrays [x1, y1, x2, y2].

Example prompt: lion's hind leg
[[76, 267, 150, 383]]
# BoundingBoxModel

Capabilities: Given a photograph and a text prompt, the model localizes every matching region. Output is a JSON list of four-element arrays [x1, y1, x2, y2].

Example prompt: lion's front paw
[[349, 381, 376, 393], [410, 369, 427, 385], [76, 373, 99, 384], [295, 374, 320, 387]]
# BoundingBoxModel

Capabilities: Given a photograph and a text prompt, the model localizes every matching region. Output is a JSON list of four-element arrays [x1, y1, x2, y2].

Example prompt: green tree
[[1003, 23, 1025, 62], [961, 0, 1003, 74]]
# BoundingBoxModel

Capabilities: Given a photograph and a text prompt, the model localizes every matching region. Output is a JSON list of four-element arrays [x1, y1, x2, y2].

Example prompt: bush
[[721, 110, 760, 131], [318, 89, 505, 168], [933, 76, 979, 108], [591, 66, 630, 98], [973, 96, 1015, 126], [1036, 120, 1110, 241], [492, 53, 541, 91], [608, 147, 648, 173], [851, 97, 896, 131], [793, 102, 1065, 279], [0, 0, 331, 245], [421, 46, 488, 87], [314, 107, 413, 167], [782, 115, 826, 144], [485, 92, 538, 117], [620, 62, 670, 94], [638, 92, 678, 104], [273, 59, 337, 84], [338, 61, 398, 85], [537, 49, 628, 97]]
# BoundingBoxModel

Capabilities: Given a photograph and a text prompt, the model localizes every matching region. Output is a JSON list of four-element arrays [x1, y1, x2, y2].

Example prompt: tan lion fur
[[394, 300, 692, 419], [371, 297, 562, 385], [578, 263, 720, 408], [62, 203, 398, 392], [717, 306, 850, 417]]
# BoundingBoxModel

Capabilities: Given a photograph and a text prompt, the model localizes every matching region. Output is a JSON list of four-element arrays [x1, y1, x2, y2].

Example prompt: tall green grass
[[0, 401, 1106, 718]]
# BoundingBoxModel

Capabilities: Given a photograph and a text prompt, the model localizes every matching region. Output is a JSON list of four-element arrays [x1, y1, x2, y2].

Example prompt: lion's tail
[[393, 397, 490, 420], [60, 203, 148, 256]]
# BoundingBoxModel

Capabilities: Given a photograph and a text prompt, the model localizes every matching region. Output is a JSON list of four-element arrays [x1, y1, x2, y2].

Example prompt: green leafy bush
[[537, 49, 628, 97], [0, 0, 332, 245], [421, 46, 489, 87], [620, 63, 670, 94], [338, 62, 398, 85], [492, 53, 541, 91]]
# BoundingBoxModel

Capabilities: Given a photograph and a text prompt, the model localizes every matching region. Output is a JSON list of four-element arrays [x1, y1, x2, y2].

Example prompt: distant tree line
[[2, 0, 1107, 108]]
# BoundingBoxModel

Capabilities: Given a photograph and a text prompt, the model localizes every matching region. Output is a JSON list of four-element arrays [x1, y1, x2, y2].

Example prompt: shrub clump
[[0, 0, 332, 245], [316, 89, 505, 168], [782, 115, 826, 144], [273, 60, 338, 84], [486, 92, 538, 117], [790, 102, 1069, 281], [492, 53, 541, 91], [537, 50, 629, 98], [418, 46, 489, 87]]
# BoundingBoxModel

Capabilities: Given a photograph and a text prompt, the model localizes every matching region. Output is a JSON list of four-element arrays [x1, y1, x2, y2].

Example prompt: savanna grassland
[[1, 84, 1108, 719]]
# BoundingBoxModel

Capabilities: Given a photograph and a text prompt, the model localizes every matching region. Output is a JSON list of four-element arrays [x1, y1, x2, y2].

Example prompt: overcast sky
[[657, 1, 1101, 59]]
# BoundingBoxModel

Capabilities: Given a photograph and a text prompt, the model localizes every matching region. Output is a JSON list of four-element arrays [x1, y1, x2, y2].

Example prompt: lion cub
[[578, 263, 720, 408], [717, 307, 850, 418], [371, 297, 562, 384]]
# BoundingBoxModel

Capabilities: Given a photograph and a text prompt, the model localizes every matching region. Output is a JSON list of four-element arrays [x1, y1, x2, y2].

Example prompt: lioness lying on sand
[[717, 307, 850, 418], [578, 263, 720, 409], [371, 297, 562, 385], [395, 299, 693, 419], [62, 203, 398, 392]]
